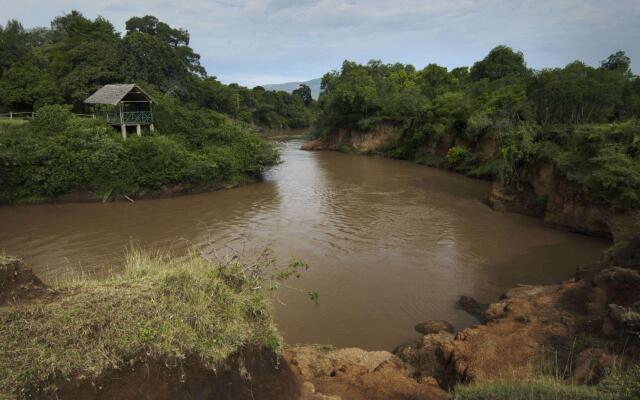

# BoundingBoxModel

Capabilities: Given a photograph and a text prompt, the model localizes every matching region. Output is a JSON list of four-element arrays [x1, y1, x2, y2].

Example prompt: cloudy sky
[[2, 0, 639, 87]]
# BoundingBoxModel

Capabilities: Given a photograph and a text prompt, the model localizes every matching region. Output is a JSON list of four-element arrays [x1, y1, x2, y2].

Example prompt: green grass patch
[[453, 379, 604, 400], [0, 250, 282, 397], [0, 119, 29, 126]]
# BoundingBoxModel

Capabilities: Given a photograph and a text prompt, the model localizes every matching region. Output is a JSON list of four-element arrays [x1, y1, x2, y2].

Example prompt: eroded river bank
[[0, 136, 608, 350]]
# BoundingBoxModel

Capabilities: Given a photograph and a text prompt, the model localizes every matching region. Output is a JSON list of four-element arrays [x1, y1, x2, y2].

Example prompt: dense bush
[[315, 46, 640, 210], [0, 103, 279, 202], [0, 13, 316, 129]]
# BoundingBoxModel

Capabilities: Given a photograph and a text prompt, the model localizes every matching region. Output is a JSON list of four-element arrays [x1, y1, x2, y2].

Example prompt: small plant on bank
[[446, 146, 475, 173]]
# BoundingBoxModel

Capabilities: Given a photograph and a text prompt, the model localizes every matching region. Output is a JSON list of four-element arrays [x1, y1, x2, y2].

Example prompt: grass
[[453, 379, 604, 400], [0, 119, 29, 126], [0, 249, 282, 398]]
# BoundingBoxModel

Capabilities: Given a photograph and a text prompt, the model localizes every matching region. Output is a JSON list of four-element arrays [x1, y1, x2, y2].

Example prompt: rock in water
[[414, 320, 455, 335], [458, 296, 488, 323]]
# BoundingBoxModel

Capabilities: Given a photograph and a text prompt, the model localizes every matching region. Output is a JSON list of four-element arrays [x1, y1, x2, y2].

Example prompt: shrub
[[0, 98, 279, 202], [30, 104, 73, 136], [446, 146, 475, 172]]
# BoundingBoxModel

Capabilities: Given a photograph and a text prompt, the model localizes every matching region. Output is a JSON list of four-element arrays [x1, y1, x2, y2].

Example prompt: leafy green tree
[[601, 50, 632, 77], [470, 45, 529, 81], [0, 20, 32, 75], [293, 84, 313, 106], [0, 61, 61, 109]]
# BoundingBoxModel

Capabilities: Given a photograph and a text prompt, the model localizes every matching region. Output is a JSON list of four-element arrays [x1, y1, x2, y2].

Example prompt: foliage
[[598, 365, 640, 399], [453, 379, 604, 400], [446, 146, 475, 172], [314, 46, 640, 210], [0, 13, 315, 128], [0, 103, 279, 202]]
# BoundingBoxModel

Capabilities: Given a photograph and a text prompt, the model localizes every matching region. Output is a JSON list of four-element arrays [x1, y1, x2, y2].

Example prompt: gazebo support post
[[121, 124, 127, 140], [136, 124, 141, 136]]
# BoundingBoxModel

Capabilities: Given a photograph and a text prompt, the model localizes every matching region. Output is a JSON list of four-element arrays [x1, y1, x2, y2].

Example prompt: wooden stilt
[[136, 124, 141, 136], [150, 123, 155, 132], [121, 125, 127, 140]]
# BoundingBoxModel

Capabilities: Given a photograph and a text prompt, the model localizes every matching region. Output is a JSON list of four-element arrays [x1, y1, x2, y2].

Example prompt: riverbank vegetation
[[0, 250, 283, 398], [0, 12, 304, 202], [0, 13, 316, 129], [0, 102, 278, 202], [314, 47, 640, 211]]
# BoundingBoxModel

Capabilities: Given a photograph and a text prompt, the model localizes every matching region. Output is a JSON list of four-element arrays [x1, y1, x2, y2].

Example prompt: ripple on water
[[0, 138, 609, 350]]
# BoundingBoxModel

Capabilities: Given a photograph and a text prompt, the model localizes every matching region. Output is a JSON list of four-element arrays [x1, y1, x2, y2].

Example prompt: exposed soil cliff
[[301, 124, 402, 153], [487, 162, 640, 241], [303, 127, 639, 240]]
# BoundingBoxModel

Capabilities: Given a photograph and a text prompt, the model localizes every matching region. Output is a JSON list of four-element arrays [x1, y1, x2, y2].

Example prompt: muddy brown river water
[[0, 136, 608, 349]]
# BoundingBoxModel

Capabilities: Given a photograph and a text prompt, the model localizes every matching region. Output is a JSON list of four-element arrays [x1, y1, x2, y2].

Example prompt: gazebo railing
[[99, 111, 153, 125]]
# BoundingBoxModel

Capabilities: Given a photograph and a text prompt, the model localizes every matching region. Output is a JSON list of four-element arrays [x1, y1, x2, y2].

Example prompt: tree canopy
[[0, 12, 315, 129], [314, 46, 640, 210]]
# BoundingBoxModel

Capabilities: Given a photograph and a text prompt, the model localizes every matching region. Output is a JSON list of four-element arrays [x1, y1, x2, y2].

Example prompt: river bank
[[2, 237, 638, 399], [0, 139, 608, 350], [301, 127, 640, 242]]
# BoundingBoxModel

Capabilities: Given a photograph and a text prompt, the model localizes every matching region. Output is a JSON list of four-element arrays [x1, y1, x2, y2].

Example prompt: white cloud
[[1, 0, 639, 86]]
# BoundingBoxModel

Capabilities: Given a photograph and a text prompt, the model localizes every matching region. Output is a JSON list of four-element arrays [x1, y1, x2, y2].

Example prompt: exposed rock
[[458, 296, 488, 323], [300, 139, 326, 151], [285, 345, 446, 400], [594, 267, 640, 305], [394, 331, 454, 386], [415, 320, 454, 335], [485, 182, 546, 218], [573, 348, 622, 385], [503, 284, 558, 299], [608, 303, 640, 330], [489, 163, 640, 240], [435, 275, 640, 387], [608, 236, 640, 270]]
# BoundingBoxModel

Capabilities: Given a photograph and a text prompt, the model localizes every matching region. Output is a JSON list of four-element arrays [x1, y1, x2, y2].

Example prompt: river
[[0, 135, 608, 350]]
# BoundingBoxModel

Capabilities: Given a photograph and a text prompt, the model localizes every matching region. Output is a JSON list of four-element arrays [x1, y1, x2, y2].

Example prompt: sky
[[1, 0, 639, 87]]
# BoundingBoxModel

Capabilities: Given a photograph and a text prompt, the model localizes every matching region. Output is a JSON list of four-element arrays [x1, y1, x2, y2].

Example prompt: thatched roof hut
[[84, 84, 155, 138]]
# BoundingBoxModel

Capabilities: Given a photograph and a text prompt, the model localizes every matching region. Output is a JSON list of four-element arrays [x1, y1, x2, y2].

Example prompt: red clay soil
[[437, 266, 640, 387], [22, 345, 448, 400], [24, 348, 302, 400], [285, 346, 447, 400]]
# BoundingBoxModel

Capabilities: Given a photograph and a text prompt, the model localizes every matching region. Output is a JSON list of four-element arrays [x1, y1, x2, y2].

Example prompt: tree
[[0, 20, 32, 75], [125, 15, 206, 77], [601, 50, 632, 77], [0, 61, 61, 110], [470, 45, 529, 81], [293, 84, 313, 106]]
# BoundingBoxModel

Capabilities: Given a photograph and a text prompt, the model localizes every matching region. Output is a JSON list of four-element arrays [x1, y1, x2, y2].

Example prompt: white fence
[[0, 112, 34, 120], [0, 112, 96, 121]]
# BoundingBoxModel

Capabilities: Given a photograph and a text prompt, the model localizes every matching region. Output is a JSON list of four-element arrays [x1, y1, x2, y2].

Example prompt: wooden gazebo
[[84, 84, 155, 139]]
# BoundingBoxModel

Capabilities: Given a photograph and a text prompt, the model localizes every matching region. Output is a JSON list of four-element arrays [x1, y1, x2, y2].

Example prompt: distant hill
[[262, 78, 322, 99]]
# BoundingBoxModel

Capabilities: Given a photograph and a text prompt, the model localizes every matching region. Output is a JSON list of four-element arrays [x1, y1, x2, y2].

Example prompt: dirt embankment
[[395, 237, 640, 389], [3, 238, 639, 399], [301, 124, 402, 153], [0, 258, 446, 400], [0, 256, 52, 305], [303, 126, 639, 240], [487, 162, 640, 241]]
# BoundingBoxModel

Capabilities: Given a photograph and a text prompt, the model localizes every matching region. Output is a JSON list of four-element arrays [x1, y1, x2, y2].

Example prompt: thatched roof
[[84, 84, 154, 106]]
